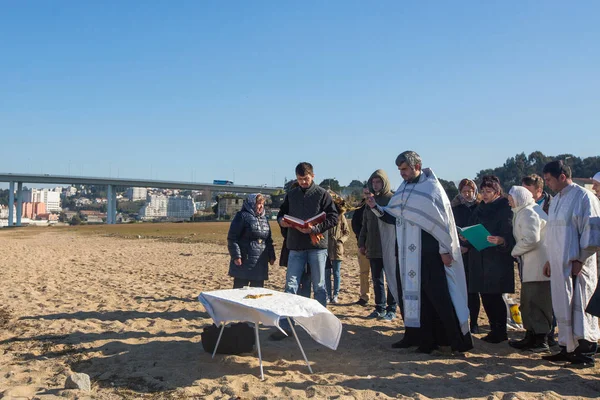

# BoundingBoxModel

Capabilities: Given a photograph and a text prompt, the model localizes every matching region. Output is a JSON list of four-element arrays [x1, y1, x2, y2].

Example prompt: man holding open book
[[270, 162, 338, 340]]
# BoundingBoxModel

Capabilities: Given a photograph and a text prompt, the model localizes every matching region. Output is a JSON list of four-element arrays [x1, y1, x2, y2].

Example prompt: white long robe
[[372, 168, 470, 335], [546, 183, 600, 352]]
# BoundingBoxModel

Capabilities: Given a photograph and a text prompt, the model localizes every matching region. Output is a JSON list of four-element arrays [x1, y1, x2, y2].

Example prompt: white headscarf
[[593, 171, 600, 183], [509, 186, 534, 210]]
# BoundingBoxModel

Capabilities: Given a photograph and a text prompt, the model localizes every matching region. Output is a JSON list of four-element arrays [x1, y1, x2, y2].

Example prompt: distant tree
[[0, 189, 8, 206], [473, 151, 599, 193], [284, 179, 297, 192], [347, 179, 365, 189], [581, 156, 600, 178], [117, 200, 145, 214], [319, 178, 341, 192], [439, 179, 459, 200]]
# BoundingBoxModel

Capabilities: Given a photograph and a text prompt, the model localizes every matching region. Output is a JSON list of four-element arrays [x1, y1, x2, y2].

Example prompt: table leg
[[286, 317, 313, 374], [211, 323, 226, 359], [254, 322, 264, 380]]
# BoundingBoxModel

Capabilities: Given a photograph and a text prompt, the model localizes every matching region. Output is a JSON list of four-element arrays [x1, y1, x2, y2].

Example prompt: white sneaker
[[332, 296, 339, 304]]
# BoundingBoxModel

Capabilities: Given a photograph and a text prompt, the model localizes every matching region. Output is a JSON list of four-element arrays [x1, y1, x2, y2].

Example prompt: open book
[[458, 224, 497, 252], [283, 212, 326, 230]]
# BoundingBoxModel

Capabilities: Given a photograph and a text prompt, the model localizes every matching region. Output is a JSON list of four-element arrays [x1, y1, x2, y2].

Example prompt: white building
[[23, 189, 62, 212], [64, 186, 78, 197], [139, 194, 195, 220], [126, 187, 148, 201], [0, 205, 16, 219]]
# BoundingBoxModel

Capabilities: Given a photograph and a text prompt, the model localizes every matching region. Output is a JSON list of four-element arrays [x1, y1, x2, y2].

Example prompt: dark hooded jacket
[[227, 194, 275, 281], [466, 196, 516, 294], [351, 200, 366, 241], [358, 169, 393, 259], [277, 182, 338, 250]]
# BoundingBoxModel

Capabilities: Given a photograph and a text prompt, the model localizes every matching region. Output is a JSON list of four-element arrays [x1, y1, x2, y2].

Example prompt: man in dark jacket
[[351, 186, 370, 306], [270, 162, 338, 340], [359, 170, 397, 320]]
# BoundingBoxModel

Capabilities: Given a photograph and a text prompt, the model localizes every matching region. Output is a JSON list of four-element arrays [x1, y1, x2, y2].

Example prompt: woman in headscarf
[[227, 194, 276, 288], [507, 186, 552, 353], [467, 176, 515, 343], [452, 178, 482, 333]]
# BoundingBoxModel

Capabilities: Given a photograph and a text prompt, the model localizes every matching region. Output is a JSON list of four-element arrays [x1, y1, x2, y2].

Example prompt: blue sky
[[1, 1, 599, 190]]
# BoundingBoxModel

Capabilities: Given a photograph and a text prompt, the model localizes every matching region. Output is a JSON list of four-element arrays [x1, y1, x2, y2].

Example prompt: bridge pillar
[[107, 185, 113, 224], [111, 186, 117, 223], [8, 182, 15, 227], [16, 182, 23, 227]]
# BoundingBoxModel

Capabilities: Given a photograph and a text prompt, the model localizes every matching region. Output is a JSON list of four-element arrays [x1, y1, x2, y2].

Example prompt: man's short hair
[[295, 162, 314, 176], [395, 151, 422, 170], [521, 174, 544, 190], [543, 160, 572, 179]]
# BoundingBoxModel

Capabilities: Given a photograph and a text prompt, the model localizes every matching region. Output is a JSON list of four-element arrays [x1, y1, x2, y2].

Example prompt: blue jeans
[[326, 260, 342, 299], [280, 249, 328, 332], [285, 249, 328, 307], [370, 258, 397, 313], [298, 265, 312, 298]]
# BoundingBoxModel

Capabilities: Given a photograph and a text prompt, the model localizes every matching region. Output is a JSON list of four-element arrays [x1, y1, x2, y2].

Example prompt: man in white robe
[[367, 151, 472, 353], [542, 161, 600, 368]]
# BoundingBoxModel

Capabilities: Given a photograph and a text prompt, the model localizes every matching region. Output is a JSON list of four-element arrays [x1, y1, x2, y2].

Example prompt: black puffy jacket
[[227, 195, 275, 281]]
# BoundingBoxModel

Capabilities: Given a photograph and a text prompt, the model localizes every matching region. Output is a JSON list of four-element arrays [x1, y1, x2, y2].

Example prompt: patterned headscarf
[[242, 193, 265, 217]]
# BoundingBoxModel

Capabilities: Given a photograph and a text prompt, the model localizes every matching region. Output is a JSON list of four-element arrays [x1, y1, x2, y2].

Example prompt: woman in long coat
[[227, 194, 276, 288], [467, 176, 515, 343], [452, 178, 481, 333]]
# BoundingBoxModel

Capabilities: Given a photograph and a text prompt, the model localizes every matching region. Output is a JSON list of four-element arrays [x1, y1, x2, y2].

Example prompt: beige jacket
[[328, 213, 350, 260]]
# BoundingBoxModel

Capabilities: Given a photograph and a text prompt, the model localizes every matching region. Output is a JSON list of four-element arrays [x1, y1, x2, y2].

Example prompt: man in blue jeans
[[270, 162, 338, 340], [358, 170, 398, 321]]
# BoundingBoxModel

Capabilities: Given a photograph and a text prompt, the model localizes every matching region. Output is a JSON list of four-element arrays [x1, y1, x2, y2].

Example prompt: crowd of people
[[226, 156, 600, 369]]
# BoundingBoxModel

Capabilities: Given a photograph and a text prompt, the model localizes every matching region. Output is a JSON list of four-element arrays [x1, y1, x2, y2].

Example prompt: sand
[[1, 227, 600, 399]]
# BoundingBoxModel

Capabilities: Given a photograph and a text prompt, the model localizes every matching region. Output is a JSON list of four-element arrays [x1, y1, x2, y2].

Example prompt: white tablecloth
[[198, 288, 342, 350]]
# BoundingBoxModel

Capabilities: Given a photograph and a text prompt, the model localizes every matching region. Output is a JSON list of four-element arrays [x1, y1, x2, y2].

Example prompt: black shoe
[[470, 324, 480, 334], [354, 298, 368, 307], [392, 338, 418, 349], [527, 334, 550, 353], [269, 330, 291, 341], [482, 331, 508, 344], [416, 345, 439, 354], [455, 333, 474, 353], [542, 350, 570, 362], [547, 334, 558, 347], [508, 331, 535, 350], [563, 360, 595, 369]]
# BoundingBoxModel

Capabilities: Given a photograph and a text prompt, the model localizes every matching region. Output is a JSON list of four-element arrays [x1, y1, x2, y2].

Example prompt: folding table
[[198, 288, 342, 380]]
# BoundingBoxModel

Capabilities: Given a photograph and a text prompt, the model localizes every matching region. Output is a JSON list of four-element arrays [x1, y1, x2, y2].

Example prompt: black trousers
[[480, 293, 507, 334], [468, 293, 481, 327], [233, 278, 264, 289]]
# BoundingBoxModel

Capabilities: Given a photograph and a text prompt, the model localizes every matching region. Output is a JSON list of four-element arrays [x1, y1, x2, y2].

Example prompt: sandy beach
[[1, 226, 600, 399]]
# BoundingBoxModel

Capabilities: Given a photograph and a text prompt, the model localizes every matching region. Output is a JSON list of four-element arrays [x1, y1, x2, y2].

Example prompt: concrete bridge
[[0, 173, 282, 227]]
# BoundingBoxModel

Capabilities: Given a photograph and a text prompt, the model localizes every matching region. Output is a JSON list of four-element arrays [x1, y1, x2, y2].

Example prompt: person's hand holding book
[[296, 224, 313, 234], [486, 236, 505, 245]]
